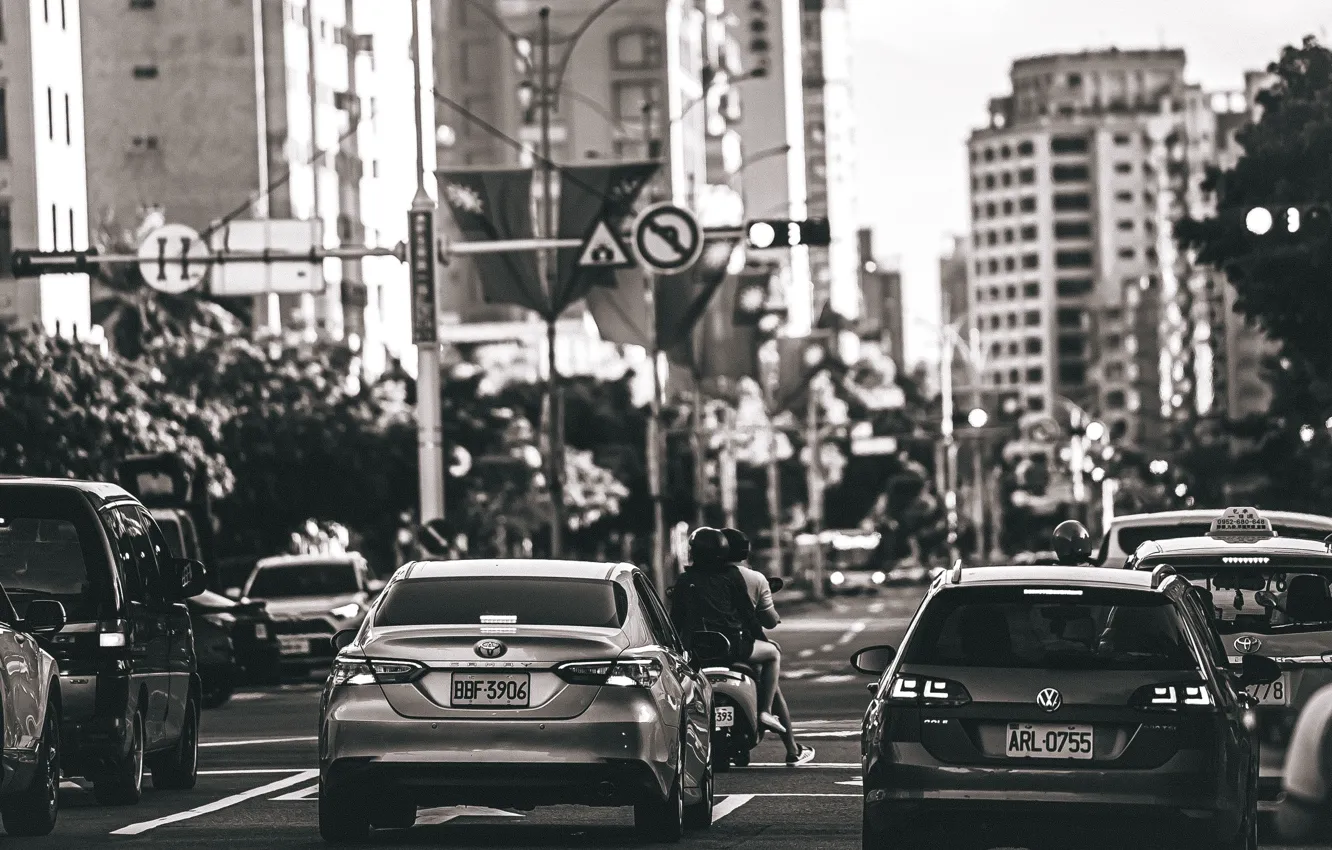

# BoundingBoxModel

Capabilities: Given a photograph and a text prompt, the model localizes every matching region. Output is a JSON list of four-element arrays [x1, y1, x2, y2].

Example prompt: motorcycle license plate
[[1246, 673, 1290, 706], [715, 706, 735, 728]]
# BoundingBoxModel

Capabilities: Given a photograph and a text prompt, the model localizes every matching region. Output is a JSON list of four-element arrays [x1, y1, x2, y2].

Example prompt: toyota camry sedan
[[317, 559, 714, 843], [852, 562, 1275, 850]]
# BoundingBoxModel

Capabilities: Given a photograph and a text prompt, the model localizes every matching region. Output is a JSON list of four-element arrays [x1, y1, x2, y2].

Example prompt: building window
[[1117, 247, 1136, 259], [1020, 225, 1037, 241], [68, 208, 74, 248], [1106, 390, 1127, 409], [1058, 336, 1084, 356], [1019, 196, 1037, 213], [983, 147, 994, 162], [987, 259, 999, 274], [43, 0, 47, 23], [1057, 308, 1083, 328], [60, 0, 65, 28], [1004, 257, 1016, 272], [130, 135, 160, 151], [1052, 164, 1089, 182], [1002, 228, 1013, 243], [1005, 284, 1017, 299], [975, 261, 983, 276], [1000, 144, 1011, 159], [1104, 362, 1125, 381], [1009, 369, 1021, 383], [1051, 135, 1089, 154], [985, 202, 996, 217], [1023, 282, 1040, 298], [971, 176, 979, 191], [1028, 395, 1047, 411], [1018, 168, 1035, 185], [990, 342, 1002, 357], [1024, 310, 1041, 326], [1113, 132, 1130, 145], [1054, 221, 1091, 238], [1025, 337, 1042, 354], [50, 204, 57, 251], [1115, 190, 1133, 202], [1059, 364, 1087, 385], [46, 88, 53, 140], [1116, 219, 1134, 231], [613, 81, 663, 121], [64, 94, 70, 144], [1104, 334, 1122, 352], [1021, 253, 1039, 269], [1002, 200, 1013, 215], [1114, 162, 1133, 174], [611, 28, 663, 70], [1066, 73, 1083, 87], [1008, 342, 1020, 356], [985, 231, 997, 246], [1053, 193, 1091, 211], [1017, 140, 1035, 156], [1056, 278, 1093, 297], [972, 204, 980, 218], [976, 287, 986, 302], [133, 65, 159, 79], [1026, 367, 1044, 383], [0, 89, 7, 159], [984, 174, 995, 189], [1006, 314, 1018, 329], [989, 286, 1000, 300]]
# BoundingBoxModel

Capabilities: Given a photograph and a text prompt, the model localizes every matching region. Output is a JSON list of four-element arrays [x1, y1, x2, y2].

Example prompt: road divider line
[[812, 674, 856, 684], [798, 648, 815, 658], [200, 769, 311, 776], [416, 806, 524, 825], [836, 622, 866, 646], [743, 762, 860, 769], [272, 783, 319, 801], [711, 794, 754, 823], [747, 793, 859, 797], [799, 730, 860, 738], [200, 736, 318, 748], [820, 644, 835, 653], [111, 769, 318, 835]]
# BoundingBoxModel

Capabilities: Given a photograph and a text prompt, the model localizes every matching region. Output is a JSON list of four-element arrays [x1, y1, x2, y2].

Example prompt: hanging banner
[[437, 167, 545, 315]]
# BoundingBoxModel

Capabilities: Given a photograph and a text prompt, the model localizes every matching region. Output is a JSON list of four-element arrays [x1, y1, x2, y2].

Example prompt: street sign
[[418, 518, 453, 558], [576, 220, 633, 269], [632, 203, 703, 275], [409, 205, 438, 344], [208, 219, 324, 296], [138, 223, 210, 294], [851, 436, 899, 457]]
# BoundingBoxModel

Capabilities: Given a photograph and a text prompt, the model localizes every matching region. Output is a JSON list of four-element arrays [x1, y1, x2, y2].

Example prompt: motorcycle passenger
[[721, 527, 815, 766], [670, 527, 787, 735]]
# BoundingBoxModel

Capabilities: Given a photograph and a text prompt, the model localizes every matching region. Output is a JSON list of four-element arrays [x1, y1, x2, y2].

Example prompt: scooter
[[695, 575, 785, 771]]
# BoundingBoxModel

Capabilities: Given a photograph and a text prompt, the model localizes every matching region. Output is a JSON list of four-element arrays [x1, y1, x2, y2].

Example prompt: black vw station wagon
[[0, 478, 207, 805], [852, 560, 1275, 849]]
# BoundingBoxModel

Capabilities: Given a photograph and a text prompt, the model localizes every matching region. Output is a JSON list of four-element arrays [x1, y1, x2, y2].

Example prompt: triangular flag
[[576, 220, 634, 270]]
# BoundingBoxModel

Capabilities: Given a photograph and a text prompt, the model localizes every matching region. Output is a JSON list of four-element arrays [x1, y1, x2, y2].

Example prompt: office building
[[939, 234, 973, 393], [0, 0, 91, 338], [856, 228, 903, 369], [80, 0, 420, 374]]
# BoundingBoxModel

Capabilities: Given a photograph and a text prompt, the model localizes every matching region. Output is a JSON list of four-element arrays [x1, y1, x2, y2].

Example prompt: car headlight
[[871, 571, 886, 584], [830, 571, 846, 585], [202, 612, 237, 628], [330, 603, 361, 620], [329, 656, 425, 687]]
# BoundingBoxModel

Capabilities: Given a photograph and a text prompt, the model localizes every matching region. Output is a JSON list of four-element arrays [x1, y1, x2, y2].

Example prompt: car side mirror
[[851, 645, 897, 675], [1239, 654, 1282, 687], [169, 558, 208, 600], [22, 600, 65, 635], [690, 631, 732, 666], [768, 575, 785, 593], [225, 587, 242, 600], [332, 630, 357, 652]]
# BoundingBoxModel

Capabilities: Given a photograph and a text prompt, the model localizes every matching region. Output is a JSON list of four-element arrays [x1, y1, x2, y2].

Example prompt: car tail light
[[1129, 682, 1214, 710], [329, 656, 426, 687], [887, 675, 972, 707], [555, 658, 663, 688], [98, 620, 128, 649]]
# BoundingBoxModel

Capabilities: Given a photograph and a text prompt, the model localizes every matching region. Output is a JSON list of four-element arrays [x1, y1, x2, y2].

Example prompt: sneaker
[[759, 712, 787, 735], [786, 744, 816, 766]]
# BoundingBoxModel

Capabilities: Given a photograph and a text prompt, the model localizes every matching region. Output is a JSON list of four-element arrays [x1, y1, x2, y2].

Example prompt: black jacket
[[669, 559, 764, 656]]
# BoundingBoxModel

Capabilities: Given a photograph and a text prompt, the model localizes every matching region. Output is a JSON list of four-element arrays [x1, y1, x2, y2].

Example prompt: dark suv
[[852, 562, 1276, 849], [0, 479, 207, 805]]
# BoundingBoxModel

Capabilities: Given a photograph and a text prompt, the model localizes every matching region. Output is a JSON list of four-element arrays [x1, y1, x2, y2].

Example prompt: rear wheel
[[318, 778, 370, 844], [635, 758, 683, 843], [2, 699, 60, 836], [683, 766, 713, 830], [93, 712, 144, 806], [150, 695, 199, 790]]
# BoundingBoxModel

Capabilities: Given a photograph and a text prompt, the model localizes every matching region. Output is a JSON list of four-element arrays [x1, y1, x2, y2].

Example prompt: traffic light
[[1244, 204, 1332, 239], [11, 249, 100, 277], [745, 219, 832, 249]]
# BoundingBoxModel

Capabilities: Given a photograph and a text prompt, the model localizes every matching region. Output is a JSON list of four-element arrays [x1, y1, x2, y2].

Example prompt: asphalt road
[[27, 586, 1330, 848]]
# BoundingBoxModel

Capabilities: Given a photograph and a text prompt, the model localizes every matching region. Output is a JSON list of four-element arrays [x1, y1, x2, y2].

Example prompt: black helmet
[[1052, 520, 1093, 565], [688, 527, 730, 565], [720, 528, 750, 562]]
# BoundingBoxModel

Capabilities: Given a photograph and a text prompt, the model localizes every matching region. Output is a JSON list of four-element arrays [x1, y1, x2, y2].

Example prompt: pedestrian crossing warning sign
[[576, 220, 634, 269]]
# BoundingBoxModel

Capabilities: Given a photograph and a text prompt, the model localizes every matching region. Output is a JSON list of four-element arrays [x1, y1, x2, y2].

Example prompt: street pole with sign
[[807, 371, 826, 600]]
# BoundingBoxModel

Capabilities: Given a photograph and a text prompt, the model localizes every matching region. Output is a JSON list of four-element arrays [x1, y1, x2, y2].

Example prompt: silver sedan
[[317, 559, 715, 843]]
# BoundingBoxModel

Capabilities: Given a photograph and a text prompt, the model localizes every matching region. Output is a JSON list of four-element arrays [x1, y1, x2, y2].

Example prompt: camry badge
[[1036, 688, 1062, 712], [1234, 635, 1262, 654], [475, 639, 507, 659]]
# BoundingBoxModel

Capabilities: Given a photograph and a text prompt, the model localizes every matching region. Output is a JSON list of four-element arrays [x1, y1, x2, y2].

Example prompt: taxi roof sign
[[1207, 507, 1276, 540]]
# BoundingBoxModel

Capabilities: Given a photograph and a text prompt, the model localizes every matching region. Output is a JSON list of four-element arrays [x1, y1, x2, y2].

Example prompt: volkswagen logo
[[1036, 688, 1062, 712], [474, 639, 507, 659], [1234, 635, 1262, 654]]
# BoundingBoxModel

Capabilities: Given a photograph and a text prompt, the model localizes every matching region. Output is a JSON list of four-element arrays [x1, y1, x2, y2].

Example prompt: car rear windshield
[[903, 586, 1198, 671], [248, 562, 358, 598], [1168, 565, 1332, 635], [374, 577, 629, 629], [0, 516, 102, 620], [1116, 523, 1332, 556]]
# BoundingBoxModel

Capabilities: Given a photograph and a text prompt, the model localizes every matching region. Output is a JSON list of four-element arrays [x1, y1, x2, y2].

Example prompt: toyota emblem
[[475, 639, 507, 659], [1036, 688, 1062, 712], [1234, 635, 1262, 654]]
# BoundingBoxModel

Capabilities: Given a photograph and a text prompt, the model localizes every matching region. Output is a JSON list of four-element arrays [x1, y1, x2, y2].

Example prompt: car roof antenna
[[949, 559, 963, 585]]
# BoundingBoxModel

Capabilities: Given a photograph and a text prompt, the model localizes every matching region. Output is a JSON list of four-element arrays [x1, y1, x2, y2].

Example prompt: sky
[[846, 0, 1332, 367]]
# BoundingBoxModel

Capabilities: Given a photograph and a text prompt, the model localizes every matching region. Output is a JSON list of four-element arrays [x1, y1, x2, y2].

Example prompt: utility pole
[[642, 101, 667, 589], [967, 327, 985, 563], [537, 6, 566, 558], [409, 0, 444, 525], [939, 305, 960, 566], [762, 346, 784, 577], [807, 371, 826, 600]]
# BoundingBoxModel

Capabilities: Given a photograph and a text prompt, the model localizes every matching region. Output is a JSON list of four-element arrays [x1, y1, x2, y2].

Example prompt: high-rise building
[[80, 0, 420, 374], [856, 228, 903, 369], [0, 0, 92, 338], [939, 234, 972, 392]]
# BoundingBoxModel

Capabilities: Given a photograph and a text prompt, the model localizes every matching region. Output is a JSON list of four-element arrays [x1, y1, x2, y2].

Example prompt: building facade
[[856, 228, 902, 369], [80, 0, 419, 373], [0, 0, 91, 338]]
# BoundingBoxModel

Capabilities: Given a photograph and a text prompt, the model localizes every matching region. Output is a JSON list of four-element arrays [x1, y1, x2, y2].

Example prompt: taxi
[[1127, 506, 1332, 799]]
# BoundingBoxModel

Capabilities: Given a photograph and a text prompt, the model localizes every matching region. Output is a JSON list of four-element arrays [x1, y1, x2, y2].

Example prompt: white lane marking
[[776, 619, 902, 632], [272, 783, 320, 801], [231, 693, 267, 702], [111, 769, 318, 835], [201, 769, 310, 776], [747, 793, 859, 797], [799, 730, 860, 738], [868, 602, 885, 614], [835, 777, 863, 786], [416, 806, 524, 825], [742, 762, 860, 769], [836, 621, 866, 646], [200, 736, 318, 748], [820, 644, 835, 653], [711, 794, 754, 823], [812, 674, 856, 684], [798, 648, 815, 658]]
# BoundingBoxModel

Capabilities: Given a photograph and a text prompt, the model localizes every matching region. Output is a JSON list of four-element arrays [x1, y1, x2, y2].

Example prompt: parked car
[[0, 478, 206, 805], [231, 553, 382, 675], [0, 584, 65, 835], [1095, 508, 1332, 569]]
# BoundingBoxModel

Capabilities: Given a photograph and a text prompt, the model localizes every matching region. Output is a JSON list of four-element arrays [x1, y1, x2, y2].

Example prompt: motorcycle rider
[[721, 527, 815, 766], [670, 527, 787, 735]]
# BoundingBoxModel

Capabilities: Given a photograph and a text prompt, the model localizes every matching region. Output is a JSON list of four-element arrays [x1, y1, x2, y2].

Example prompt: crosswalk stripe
[[711, 794, 754, 822]]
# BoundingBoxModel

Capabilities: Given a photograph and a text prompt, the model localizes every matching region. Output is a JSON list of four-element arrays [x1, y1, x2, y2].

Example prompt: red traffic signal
[[1244, 204, 1332, 237], [746, 219, 832, 249]]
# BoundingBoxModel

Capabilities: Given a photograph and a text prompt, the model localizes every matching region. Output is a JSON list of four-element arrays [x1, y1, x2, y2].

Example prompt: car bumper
[[321, 685, 676, 807], [865, 743, 1241, 835]]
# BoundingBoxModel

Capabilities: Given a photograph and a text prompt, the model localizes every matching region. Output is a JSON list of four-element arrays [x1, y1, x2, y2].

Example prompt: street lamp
[[967, 408, 988, 429], [1084, 420, 1107, 443], [1301, 424, 1316, 444]]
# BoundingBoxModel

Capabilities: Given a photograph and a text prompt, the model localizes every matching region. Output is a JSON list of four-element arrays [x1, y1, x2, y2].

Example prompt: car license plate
[[1006, 723, 1094, 759], [450, 673, 530, 707], [278, 636, 310, 656], [254, 624, 269, 640], [715, 706, 735, 728], [1246, 673, 1290, 706]]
